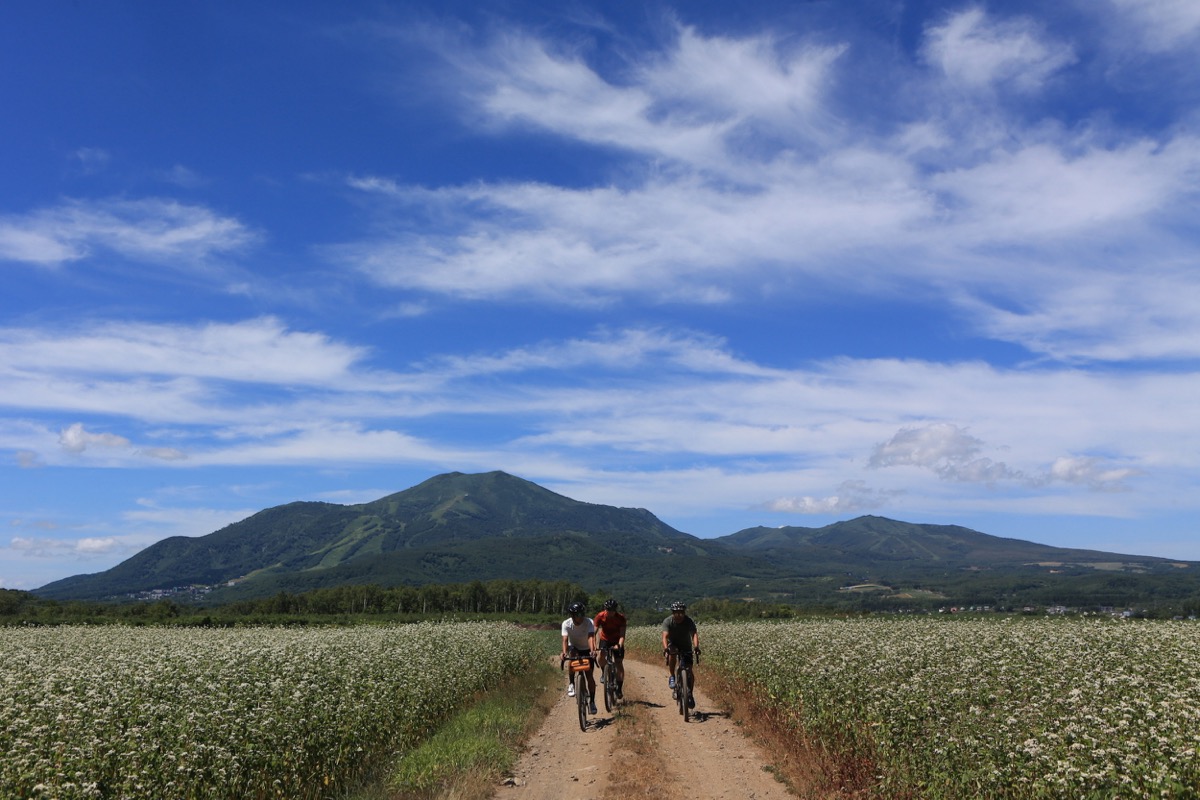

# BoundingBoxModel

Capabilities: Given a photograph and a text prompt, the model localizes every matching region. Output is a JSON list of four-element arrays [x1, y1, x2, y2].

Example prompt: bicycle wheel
[[677, 665, 687, 717], [682, 668, 690, 722], [603, 661, 615, 711], [576, 671, 588, 731]]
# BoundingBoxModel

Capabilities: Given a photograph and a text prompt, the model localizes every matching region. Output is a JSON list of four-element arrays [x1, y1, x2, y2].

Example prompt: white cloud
[[922, 7, 1075, 92], [10, 534, 123, 558], [1106, 0, 1200, 52], [869, 422, 1146, 493], [58, 423, 131, 454], [765, 480, 900, 515], [0, 317, 367, 386], [333, 20, 1200, 367], [1042, 456, 1141, 491], [0, 197, 254, 268], [931, 137, 1200, 241]]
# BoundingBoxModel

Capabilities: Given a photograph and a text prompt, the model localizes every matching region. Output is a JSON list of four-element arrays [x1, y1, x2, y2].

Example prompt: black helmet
[[670, 601, 686, 612], [603, 598, 618, 610], [568, 602, 586, 616]]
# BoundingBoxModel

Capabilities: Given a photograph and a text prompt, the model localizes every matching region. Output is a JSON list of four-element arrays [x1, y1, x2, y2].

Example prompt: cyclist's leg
[[615, 646, 625, 684], [597, 642, 611, 683], [585, 658, 597, 696]]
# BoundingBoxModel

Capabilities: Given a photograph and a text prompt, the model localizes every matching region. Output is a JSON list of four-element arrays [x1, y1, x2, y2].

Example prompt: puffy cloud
[[869, 423, 1025, 483], [869, 423, 1142, 492], [59, 423, 130, 454], [1042, 456, 1141, 491], [870, 423, 985, 469]]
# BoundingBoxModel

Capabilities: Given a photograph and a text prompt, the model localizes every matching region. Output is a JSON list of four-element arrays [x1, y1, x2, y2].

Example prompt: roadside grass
[[699, 664, 874, 799], [345, 657, 561, 800], [600, 679, 683, 800]]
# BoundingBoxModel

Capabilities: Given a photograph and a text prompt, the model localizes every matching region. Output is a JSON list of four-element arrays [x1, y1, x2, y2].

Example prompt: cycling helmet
[[670, 601, 687, 612], [568, 602, 586, 616], [603, 598, 618, 610]]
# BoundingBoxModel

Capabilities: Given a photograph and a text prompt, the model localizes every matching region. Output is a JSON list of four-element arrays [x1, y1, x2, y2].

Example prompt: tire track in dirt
[[495, 656, 796, 800]]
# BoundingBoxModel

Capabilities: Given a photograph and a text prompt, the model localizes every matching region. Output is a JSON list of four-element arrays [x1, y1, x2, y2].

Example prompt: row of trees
[[224, 579, 592, 617], [0, 580, 598, 625]]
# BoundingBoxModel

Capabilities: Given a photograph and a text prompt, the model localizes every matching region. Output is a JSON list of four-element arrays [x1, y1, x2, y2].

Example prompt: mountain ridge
[[34, 471, 1197, 607]]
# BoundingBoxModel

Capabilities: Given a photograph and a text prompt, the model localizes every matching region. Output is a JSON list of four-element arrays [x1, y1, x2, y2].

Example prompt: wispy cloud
[[0, 197, 254, 268], [765, 480, 902, 515], [921, 7, 1075, 92], [331, 17, 1200, 365], [1106, 0, 1200, 52]]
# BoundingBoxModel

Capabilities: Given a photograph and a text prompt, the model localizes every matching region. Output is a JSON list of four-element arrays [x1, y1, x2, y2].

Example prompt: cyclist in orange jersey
[[593, 598, 627, 699]]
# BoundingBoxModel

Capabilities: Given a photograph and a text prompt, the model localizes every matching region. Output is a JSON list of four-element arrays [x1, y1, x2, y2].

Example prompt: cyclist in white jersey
[[561, 601, 598, 715]]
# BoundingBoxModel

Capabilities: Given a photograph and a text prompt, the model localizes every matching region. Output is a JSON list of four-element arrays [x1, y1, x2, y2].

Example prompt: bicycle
[[562, 651, 594, 731], [670, 647, 700, 722], [599, 644, 622, 712]]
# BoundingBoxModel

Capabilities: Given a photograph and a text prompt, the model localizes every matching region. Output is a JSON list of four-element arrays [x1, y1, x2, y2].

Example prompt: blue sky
[[3, 0, 1200, 591]]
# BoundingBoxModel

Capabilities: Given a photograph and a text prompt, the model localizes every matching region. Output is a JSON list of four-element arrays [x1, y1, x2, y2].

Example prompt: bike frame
[[567, 652, 592, 731], [600, 644, 621, 712], [672, 650, 695, 722]]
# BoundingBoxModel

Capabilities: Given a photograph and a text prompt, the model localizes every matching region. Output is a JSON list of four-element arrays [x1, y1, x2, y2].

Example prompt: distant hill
[[717, 515, 1183, 574], [34, 471, 1200, 609]]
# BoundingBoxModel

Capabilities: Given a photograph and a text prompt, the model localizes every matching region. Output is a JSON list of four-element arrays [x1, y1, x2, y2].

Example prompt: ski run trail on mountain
[[494, 656, 796, 800]]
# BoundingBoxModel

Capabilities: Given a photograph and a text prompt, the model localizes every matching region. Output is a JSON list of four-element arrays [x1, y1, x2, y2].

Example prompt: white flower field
[[0, 622, 547, 800], [630, 617, 1200, 798]]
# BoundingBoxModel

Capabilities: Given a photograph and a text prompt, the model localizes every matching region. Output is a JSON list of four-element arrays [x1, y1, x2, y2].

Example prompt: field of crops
[[1, 622, 549, 800], [630, 617, 1200, 798]]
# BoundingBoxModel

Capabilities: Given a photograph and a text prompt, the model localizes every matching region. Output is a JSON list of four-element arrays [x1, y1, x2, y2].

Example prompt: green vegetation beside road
[[628, 618, 1200, 798], [0, 622, 555, 800], [349, 658, 559, 800]]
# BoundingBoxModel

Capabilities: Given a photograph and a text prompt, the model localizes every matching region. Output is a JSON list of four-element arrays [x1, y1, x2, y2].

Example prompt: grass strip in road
[[346, 658, 561, 800], [599, 693, 683, 800]]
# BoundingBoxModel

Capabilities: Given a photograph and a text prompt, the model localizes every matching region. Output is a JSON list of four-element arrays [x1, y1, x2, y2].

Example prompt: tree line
[[0, 579, 594, 625], [224, 579, 591, 616]]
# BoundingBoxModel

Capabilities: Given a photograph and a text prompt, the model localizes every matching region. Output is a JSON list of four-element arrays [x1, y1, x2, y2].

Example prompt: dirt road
[[495, 656, 796, 800]]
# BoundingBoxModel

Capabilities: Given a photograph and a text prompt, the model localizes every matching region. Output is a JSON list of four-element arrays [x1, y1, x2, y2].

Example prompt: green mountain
[[718, 516, 1197, 607], [34, 471, 1200, 609], [34, 471, 778, 605], [718, 515, 1184, 574]]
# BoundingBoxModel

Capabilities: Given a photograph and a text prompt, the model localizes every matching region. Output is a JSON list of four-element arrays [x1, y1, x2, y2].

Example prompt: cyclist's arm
[[661, 629, 670, 651], [562, 633, 570, 657], [618, 621, 627, 647]]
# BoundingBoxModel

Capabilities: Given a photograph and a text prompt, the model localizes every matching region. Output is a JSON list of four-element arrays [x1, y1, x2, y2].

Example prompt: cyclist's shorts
[[666, 646, 694, 668], [598, 641, 624, 659]]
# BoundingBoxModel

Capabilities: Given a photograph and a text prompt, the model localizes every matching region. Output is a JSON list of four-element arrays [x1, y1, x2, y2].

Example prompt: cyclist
[[561, 601, 598, 715], [593, 598, 627, 699], [661, 600, 700, 708]]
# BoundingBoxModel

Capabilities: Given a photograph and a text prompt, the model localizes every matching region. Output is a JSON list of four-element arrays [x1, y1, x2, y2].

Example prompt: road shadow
[[688, 709, 729, 723], [585, 716, 615, 731], [622, 699, 666, 709]]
